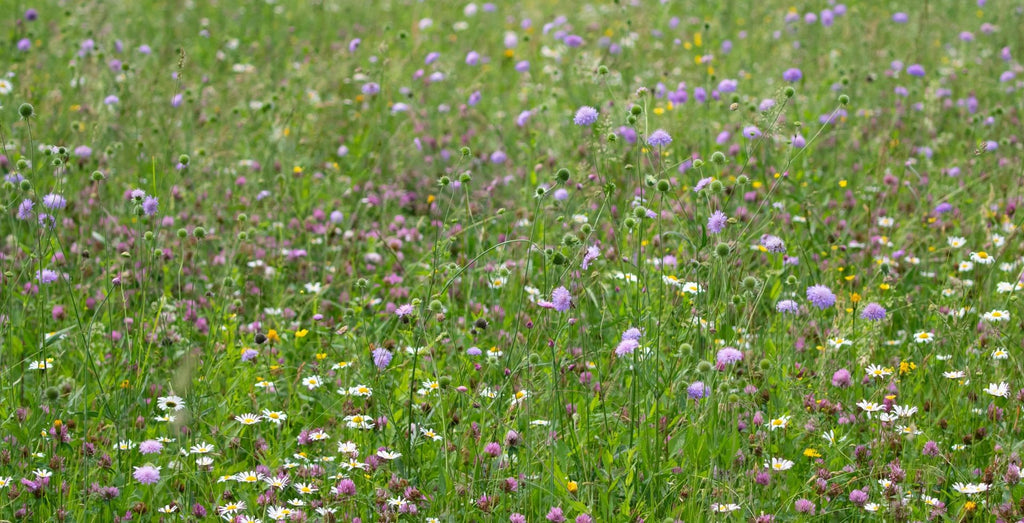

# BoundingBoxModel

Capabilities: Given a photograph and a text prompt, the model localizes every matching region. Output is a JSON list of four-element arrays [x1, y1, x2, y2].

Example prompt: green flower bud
[[710, 151, 726, 165], [715, 242, 731, 257], [193, 226, 206, 239], [18, 103, 34, 119], [656, 179, 671, 192], [555, 168, 570, 182]]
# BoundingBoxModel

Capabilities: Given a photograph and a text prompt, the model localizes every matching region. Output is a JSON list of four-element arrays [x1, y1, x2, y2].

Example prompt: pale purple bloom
[[687, 381, 709, 400], [647, 129, 672, 146], [760, 234, 786, 253], [546, 507, 565, 523], [490, 150, 507, 164], [133, 465, 161, 484], [615, 339, 639, 357], [17, 38, 30, 51], [142, 196, 159, 217], [425, 52, 440, 64], [782, 68, 802, 82], [138, 440, 163, 454], [892, 12, 909, 23], [806, 285, 836, 309], [716, 131, 730, 144], [515, 60, 530, 72], [794, 499, 815, 514], [395, 304, 414, 317], [860, 302, 886, 321], [792, 134, 806, 148], [563, 35, 584, 47], [776, 299, 800, 314], [42, 194, 67, 210], [707, 210, 727, 234], [581, 245, 600, 270], [551, 286, 571, 312], [104, 95, 119, 105], [17, 199, 33, 220], [37, 269, 60, 284], [372, 348, 393, 370], [832, 368, 852, 388], [716, 347, 743, 365], [742, 125, 761, 139], [361, 82, 380, 95], [466, 51, 480, 65], [573, 106, 598, 126], [907, 64, 925, 77], [693, 177, 713, 192]]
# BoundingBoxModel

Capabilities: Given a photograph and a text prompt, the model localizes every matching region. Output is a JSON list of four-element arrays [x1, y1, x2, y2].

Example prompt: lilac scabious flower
[[468, 90, 482, 106], [241, 348, 258, 361], [133, 465, 161, 484], [581, 244, 599, 269], [551, 286, 571, 312], [622, 327, 642, 341], [563, 35, 584, 47], [142, 196, 159, 217], [37, 269, 60, 284], [892, 12, 909, 23], [782, 68, 802, 82], [516, 110, 532, 127], [776, 299, 800, 314], [760, 234, 786, 253], [792, 134, 806, 148], [647, 129, 672, 146], [515, 60, 530, 72], [17, 38, 31, 51], [372, 348, 393, 370], [707, 210, 727, 234], [716, 347, 743, 365], [425, 51, 440, 64], [831, 368, 852, 388], [687, 381, 709, 400], [42, 194, 67, 210], [907, 64, 925, 77], [466, 347, 482, 356], [395, 304, 414, 317], [860, 302, 886, 321], [693, 176, 713, 192], [742, 125, 762, 139], [490, 150, 507, 164], [74, 145, 92, 158], [361, 82, 380, 95], [573, 106, 598, 126], [806, 285, 836, 309], [104, 95, 120, 105], [17, 199, 34, 220], [546, 507, 565, 523], [465, 51, 480, 65], [138, 440, 163, 454], [615, 339, 639, 357]]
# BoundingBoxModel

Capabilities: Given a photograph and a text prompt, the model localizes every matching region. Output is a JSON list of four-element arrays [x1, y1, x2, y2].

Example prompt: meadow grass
[[1, 0, 1023, 521]]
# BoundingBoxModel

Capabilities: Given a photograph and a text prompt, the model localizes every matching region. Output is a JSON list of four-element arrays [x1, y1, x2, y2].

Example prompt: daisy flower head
[[983, 310, 1010, 322], [992, 348, 1009, 360], [769, 415, 791, 431], [958, 261, 974, 273], [984, 382, 1009, 397], [876, 216, 894, 228], [157, 395, 186, 412], [947, 236, 966, 249], [953, 482, 989, 495], [261, 409, 287, 424], [235, 413, 262, 425], [301, 375, 323, 390], [766, 457, 794, 471], [712, 503, 741, 513], [912, 331, 934, 344], [419, 427, 443, 441], [970, 251, 994, 264], [865, 364, 892, 379]]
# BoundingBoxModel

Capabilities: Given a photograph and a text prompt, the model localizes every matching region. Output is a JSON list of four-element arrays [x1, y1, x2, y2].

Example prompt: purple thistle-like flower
[[18, 38, 31, 51], [545, 507, 565, 522], [615, 339, 639, 357], [138, 440, 163, 454], [776, 299, 800, 315], [551, 286, 571, 312], [510, 514, 527, 523], [907, 64, 925, 77], [647, 129, 672, 146], [760, 234, 786, 253], [142, 196, 159, 217], [37, 269, 60, 284], [694, 176, 713, 192], [104, 95, 120, 105], [794, 499, 815, 514], [132, 465, 161, 484], [395, 304, 414, 317], [687, 381, 709, 400], [806, 285, 836, 309], [742, 125, 762, 139], [42, 194, 67, 210], [892, 12, 909, 23], [361, 82, 380, 95], [372, 348, 393, 370], [860, 302, 886, 321], [581, 244, 600, 270], [707, 210, 727, 234], [716, 347, 743, 365], [17, 199, 34, 220], [621, 327, 642, 341], [573, 106, 598, 126], [831, 368, 852, 388], [782, 68, 802, 82]]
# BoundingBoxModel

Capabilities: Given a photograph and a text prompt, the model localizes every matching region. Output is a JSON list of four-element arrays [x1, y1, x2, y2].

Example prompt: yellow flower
[[120, 379, 131, 389], [899, 361, 916, 375], [839, 180, 847, 187], [315, 353, 327, 360], [803, 448, 821, 458], [295, 329, 309, 338], [964, 501, 976, 511], [566, 480, 578, 494], [850, 293, 861, 303], [267, 329, 280, 343], [879, 283, 890, 291]]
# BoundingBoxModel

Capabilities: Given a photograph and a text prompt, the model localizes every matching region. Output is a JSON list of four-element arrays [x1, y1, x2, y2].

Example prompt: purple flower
[[760, 234, 786, 253], [782, 68, 802, 82], [104, 95, 119, 105], [395, 304, 414, 317], [694, 176, 713, 192], [425, 51, 440, 64], [132, 465, 161, 484], [361, 82, 380, 95], [806, 285, 836, 309], [138, 440, 163, 454], [794, 499, 815, 515], [546, 507, 565, 523], [892, 12, 909, 23], [241, 348, 258, 361], [510, 514, 527, 523], [849, 489, 869, 506], [25, 8, 38, 21], [551, 286, 571, 312], [142, 196, 159, 217], [372, 348, 393, 370], [581, 245, 600, 270], [42, 194, 67, 210], [614, 339, 639, 357], [37, 269, 60, 284], [687, 381, 709, 400], [647, 129, 672, 146], [622, 327, 642, 341], [563, 35, 584, 47], [465, 51, 480, 65], [489, 150, 506, 164], [74, 145, 92, 159], [17, 199, 33, 220], [716, 131, 731, 144], [907, 64, 925, 77], [792, 134, 806, 148], [716, 347, 743, 365], [860, 302, 886, 321], [468, 90, 482, 106], [516, 110, 533, 127], [575, 515, 593, 523], [831, 368, 852, 388], [515, 60, 530, 72], [573, 106, 599, 126], [742, 125, 762, 139], [138, 44, 152, 54], [17, 38, 31, 52], [776, 299, 800, 315], [922, 440, 940, 457], [707, 210, 727, 234]]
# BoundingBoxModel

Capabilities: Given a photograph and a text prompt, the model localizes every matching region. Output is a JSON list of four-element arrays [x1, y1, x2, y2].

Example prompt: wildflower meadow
[[2, 0, 1024, 521]]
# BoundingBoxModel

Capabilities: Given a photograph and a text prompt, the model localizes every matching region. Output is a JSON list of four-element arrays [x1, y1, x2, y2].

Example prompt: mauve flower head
[[490, 150, 507, 164], [142, 196, 159, 217], [510, 514, 527, 523], [832, 368, 852, 388], [138, 440, 163, 454], [425, 51, 440, 64], [372, 348, 393, 370], [104, 95, 119, 105], [717, 79, 738, 92], [133, 465, 161, 484], [792, 134, 806, 148], [573, 106, 598, 126], [760, 234, 786, 253], [716, 347, 743, 365], [17, 38, 31, 51], [849, 489, 869, 505], [794, 499, 815, 514], [806, 285, 836, 309], [395, 304, 414, 317], [575, 515, 593, 523], [37, 269, 60, 284], [907, 64, 925, 77], [17, 199, 33, 220], [466, 51, 480, 65], [515, 60, 530, 72], [615, 339, 639, 357], [25, 8, 38, 20], [892, 12, 909, 23], [42, 194, 67, 210], [782, 68, 802, 82], [361, 82, 380, 95], [647, 129, 672, 146], [743, 125, 762, 139], [694, 176, 713, 192], [468, 90, 482, 106], [687, 381, 709, 400], [551, 286, 571, 312], [546, 507, 565, 522], [716, 131, 731, 144], [707, 210, 727, 234], [563, 35, 584, 47], [776, 299, 800, 314], [860, 302, 886, 321]]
